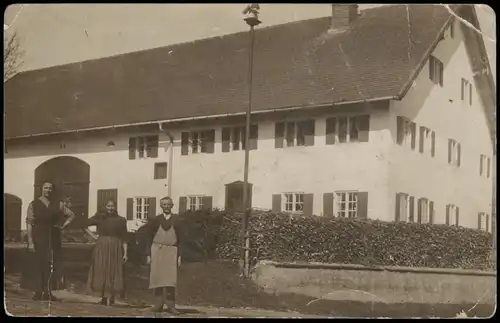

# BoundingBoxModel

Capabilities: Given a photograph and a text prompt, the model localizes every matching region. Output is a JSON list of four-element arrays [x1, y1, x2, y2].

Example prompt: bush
[[214, 211, 493, 270]]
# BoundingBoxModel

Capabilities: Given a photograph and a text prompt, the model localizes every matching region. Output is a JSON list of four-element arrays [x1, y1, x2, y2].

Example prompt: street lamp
[[241, 4, 261, 279]]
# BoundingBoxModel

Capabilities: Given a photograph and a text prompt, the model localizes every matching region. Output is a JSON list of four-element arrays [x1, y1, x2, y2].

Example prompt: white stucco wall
[[388, 21, 494, 229], [4, 105, 392, 231]]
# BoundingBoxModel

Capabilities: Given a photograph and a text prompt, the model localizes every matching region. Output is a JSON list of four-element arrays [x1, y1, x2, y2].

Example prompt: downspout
[[158, 123, 174, 197]]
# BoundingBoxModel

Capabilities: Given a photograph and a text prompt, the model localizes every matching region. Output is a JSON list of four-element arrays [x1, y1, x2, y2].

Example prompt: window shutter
[[357, 192, 368, 219], [325, 117, 337, 145], [148, 197, 156, 218], [357, 115, 370, 142], [477, 213, 481, 230], [396, 117, 404, 145], [249, 124, 258, 150], [178, 196, 187, 214], [274, 122, 285, 148], [410, 122, 417, 150], [446, 205, 450, 225], [303, 194, 314, 216], [409, 196, 415, 223], [222, 128, 231, 152], [395, 193, 401, 222], [439, 61, 444, 87], [323, 193, 334, 217], [460, 79, 464, 100], [429, 56, 434, 81], [448, 139, 452, 164], [429, 201, 435, 224], [419, 126, 425, 153], [126, 198, 134, 220], [128, 138, 136, 160], [286, 122, 295, 147], [457, 143, 461, 167], [417, 198, 422, 224], [431, 131, 436, 157], [487, 157, 491, 178], [205, 130, 215, 153], [181, 132, 190, 155], [202, 196, 213, 211], [456, 207, 460, 226], [146, 135, 159, 158], [480, 155, 484, 175], [486, 214, 490, 232], [469, 83, 472, 105], [304, 120, 315, 147], [272, 194, 281, 213]]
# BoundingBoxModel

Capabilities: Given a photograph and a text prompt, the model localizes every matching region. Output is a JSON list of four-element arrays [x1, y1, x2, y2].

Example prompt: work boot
[[43, 292, 60, 302], [149, 296, 164, 313], [165, 301, 180, 315]]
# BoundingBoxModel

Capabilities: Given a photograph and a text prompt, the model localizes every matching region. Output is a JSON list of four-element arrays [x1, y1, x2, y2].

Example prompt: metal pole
[[241, 24, 256, 279]]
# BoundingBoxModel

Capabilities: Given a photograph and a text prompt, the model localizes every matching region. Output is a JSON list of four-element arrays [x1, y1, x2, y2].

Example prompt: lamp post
[[241, 4, 261, 278]]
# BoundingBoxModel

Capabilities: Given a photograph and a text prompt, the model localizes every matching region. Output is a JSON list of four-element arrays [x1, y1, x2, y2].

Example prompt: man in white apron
[[142, 197, 182, 314]]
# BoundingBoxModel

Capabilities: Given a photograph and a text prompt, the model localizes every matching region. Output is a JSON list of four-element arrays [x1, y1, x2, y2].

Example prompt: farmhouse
[[3, 4, 495, 234]]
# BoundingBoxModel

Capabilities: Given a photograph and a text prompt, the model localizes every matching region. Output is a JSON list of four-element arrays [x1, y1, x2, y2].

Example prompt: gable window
[[154, 162, 168, 180], [480, 154, 491, 178], [478, 212, 489, 232], [335, 191, 358, 218], [461, 78, 473, 106], [417, 198, 434, 224], [222, 124, 258, 152], [419, 126, 435, 157], [325, 115, 370, 145], [448, 139, 461, 167], [429, 55, 444, 86], [446, 204, 459, 226], [129, 135, 159, 160], [283, 193, 304, 213], [275, 120, 315, 148], [396, 116, 416, 150], [181, 129, 215, 155], [395, 193, 415, 223]]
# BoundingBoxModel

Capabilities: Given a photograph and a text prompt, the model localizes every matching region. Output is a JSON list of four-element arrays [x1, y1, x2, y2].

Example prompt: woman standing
[[22, 180, 76, 301], [84, 199, 128, 306]]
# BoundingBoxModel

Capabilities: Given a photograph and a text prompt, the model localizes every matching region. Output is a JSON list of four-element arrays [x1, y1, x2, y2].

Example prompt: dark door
[[225, 181, 253, 213], [97, 189, 118, 213], [4, 193, 22, 241], [34, 156, 90, 229]]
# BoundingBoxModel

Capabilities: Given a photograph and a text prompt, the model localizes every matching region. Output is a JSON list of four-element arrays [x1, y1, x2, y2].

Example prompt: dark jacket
[[138, 213, 183, 257]]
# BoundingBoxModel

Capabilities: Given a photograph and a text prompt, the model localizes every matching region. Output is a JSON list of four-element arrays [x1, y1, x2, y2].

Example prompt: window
[[396, 116, 416, 149], [275, 120, 315, 148], [129, 135, 159, 160], [134, 197, 151, 220], [419, 126, 435, 156], [478, 212, 489, 232], [417, 198, 434, 224], [429, 55, 444, 86], [480, 154, 491, 178], [222, 125, 258, 152], [397, 193, 414, 223], [325, 115, 370, 144], [283, 193, 304, 213], [448, 139, 461, 166], [446, 204, 459, 226], [187, 196, 205, 211], [154, 162, 168, 180], [181, 129, 215, 155], [461, 78, 473, 106], [335, 191, 358, 218]]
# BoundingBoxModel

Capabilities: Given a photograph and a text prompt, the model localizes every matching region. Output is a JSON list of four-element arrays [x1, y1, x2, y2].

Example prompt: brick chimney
[[330, 4, 359, 31]]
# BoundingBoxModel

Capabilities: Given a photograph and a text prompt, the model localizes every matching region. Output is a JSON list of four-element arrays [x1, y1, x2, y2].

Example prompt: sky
[[3, 4, 496, 82]]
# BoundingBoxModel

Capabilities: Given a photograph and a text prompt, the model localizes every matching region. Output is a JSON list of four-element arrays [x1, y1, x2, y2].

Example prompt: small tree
[[4, 32, 24, 81]]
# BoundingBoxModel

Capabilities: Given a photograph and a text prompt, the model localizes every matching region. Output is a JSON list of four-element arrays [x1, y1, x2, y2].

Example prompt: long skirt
[[86, 236, 124, 297], [149, 244, 178, 289]]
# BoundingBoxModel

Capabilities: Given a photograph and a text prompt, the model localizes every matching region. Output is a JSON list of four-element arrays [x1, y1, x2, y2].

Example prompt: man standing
[[141, 196, 182, 314], [22, 180, 76, 301]]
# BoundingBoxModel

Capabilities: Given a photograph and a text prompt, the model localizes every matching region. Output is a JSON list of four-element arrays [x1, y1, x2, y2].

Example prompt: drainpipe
[[158, 123, 174, 197]]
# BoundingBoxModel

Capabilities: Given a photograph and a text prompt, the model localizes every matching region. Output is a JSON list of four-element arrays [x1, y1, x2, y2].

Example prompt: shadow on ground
[[4, 245, 495, 318]]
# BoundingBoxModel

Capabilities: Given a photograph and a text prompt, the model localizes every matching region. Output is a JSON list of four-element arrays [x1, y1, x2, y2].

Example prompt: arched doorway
[[4, 193, 22, 241], [34, 156, 90, 229]]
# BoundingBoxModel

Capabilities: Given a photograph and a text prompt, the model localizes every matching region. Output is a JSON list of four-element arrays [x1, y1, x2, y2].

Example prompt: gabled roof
[[2, 4, 473, 139]]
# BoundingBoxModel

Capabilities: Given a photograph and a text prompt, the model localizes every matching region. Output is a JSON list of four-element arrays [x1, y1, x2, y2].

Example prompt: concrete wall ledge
[[260, 261, 496, 277]]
